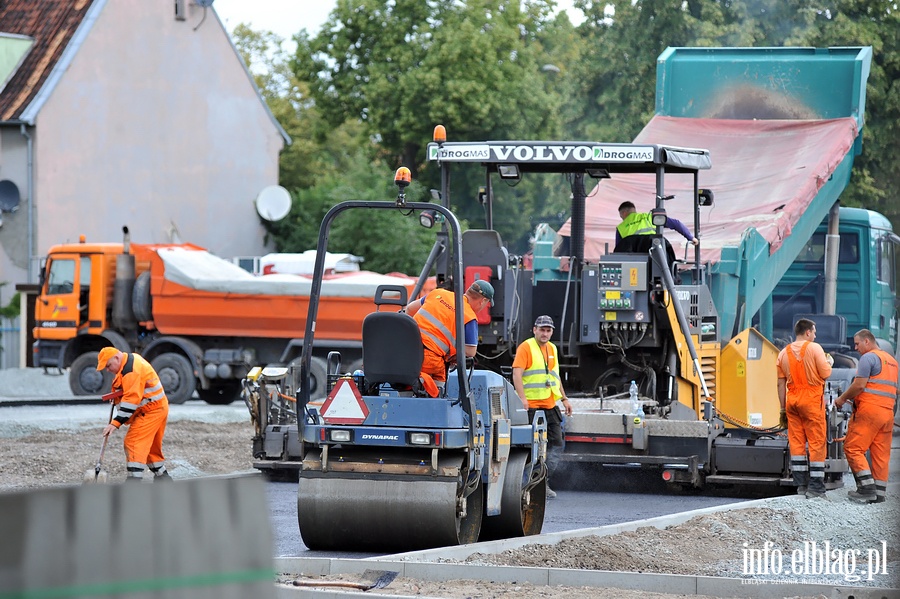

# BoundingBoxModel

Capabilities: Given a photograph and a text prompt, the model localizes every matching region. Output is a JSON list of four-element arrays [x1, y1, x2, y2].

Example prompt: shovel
[[83, 401, 115, 484], [292, 569, 398, 591]]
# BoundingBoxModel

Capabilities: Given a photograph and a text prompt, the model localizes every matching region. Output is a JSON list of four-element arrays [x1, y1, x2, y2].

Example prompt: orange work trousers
[[844, 401, 893, 482], [422, 348, 449, 383], [785, 391, 826, 463], [123, 399, 169, 476]]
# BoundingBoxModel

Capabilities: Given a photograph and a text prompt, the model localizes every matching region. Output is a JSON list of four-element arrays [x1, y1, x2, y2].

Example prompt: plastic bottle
[[629, 380, 642, 422]]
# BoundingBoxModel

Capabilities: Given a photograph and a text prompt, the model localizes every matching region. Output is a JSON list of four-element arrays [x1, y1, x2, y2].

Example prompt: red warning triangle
[[320, 378, 369, 424]]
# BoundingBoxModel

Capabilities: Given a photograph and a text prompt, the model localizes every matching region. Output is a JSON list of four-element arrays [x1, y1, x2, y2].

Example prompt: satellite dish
[[0, 180, 20, 212], [255, 185, 291, 222]]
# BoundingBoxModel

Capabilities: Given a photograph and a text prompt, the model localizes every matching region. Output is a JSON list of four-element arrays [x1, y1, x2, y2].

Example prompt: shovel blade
[[83, 466, 109, 485]]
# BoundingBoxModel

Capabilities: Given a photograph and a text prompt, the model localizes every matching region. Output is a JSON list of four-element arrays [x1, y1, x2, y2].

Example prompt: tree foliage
[[229, 0, 900, 270]]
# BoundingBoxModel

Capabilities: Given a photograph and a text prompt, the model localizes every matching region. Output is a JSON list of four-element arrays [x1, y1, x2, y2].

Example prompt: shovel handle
[[292, 580, 371, 590]]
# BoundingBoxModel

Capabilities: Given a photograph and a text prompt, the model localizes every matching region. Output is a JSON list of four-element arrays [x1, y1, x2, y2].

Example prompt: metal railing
[[0, 316, 21, 370]]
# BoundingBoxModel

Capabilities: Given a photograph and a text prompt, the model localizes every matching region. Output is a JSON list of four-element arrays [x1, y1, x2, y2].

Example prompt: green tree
[[799, 1, 900, 234], [294, 0, 566, 176]]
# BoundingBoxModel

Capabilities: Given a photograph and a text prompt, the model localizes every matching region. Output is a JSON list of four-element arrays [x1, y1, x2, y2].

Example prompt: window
[[876, 235, 897, 292], [46, 259, 75, 295], [794, 232, 858, 264]]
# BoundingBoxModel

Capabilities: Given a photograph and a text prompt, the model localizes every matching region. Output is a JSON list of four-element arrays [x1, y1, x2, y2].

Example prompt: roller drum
[[297, 473, 483, 551], [479, 450, 545, 541]]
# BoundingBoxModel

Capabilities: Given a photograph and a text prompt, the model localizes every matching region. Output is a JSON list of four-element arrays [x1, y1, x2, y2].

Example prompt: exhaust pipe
[[112, 226, 136, 330]]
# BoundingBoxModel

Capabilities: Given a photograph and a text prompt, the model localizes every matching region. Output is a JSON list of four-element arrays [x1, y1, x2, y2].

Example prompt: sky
[[212, 0, 583, 42]]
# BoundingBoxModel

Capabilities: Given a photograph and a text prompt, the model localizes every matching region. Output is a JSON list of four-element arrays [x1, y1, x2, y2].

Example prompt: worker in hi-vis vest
[[835, 329, 898, 504], [512, 315, 571, 499], [615, 201, 698, 248]]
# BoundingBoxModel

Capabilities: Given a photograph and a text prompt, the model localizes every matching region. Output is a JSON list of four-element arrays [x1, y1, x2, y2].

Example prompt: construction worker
[[776, 318, 833, 498], [97, 347, 171, 482], [835, 329, 898, 504], [405, 280, 494, 390], [615, 201, 698, 249], [512, 315, 572, 499]]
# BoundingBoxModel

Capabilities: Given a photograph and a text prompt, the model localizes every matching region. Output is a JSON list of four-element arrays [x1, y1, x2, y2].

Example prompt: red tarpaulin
[[558, 116, 859, 263]]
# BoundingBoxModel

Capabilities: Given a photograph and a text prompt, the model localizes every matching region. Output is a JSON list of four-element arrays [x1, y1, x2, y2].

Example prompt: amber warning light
[[433, 125, 447, 143], [394, 167, 411, 189]]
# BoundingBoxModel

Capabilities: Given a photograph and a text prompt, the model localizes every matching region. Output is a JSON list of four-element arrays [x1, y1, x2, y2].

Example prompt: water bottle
[[629, 380, 642, 422], [352, 369, 365, 390]]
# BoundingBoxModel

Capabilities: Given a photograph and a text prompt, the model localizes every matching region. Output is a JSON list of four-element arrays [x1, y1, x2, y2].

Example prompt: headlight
[[330, 430, 351, 442], [409, 432, 431, 445]]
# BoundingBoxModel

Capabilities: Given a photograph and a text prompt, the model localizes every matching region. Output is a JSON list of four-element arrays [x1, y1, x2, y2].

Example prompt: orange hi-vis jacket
[[857, 349, 899, 411], [111, 353, 168, 428], [414, 290, 477, 364]]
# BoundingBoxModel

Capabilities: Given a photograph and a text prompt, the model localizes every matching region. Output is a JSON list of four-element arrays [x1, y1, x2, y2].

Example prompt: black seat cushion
[[362, 312, 424, 388]]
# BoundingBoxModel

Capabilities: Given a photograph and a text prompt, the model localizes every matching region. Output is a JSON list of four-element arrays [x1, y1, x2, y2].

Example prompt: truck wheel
[[289, 356, 328, 400], [132, 271, 153, 322], [69, 352, 113, 395], [198, 381, 241, 405], [151, 353, 196, 405]]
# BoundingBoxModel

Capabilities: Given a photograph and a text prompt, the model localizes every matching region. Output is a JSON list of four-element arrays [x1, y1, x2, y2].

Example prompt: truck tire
[[69, 351, 114, 396], [197, 381, 241, 405], [151, 353, 196, 405], [289, 356, 328, 400], [132, 271, 153, 323]]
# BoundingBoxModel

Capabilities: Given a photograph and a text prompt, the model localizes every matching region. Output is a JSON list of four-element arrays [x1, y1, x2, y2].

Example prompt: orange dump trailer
[[33, 236, 422, 404]]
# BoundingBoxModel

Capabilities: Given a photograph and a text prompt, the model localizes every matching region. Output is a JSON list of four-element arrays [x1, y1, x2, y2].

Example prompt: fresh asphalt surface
[[268, 464, 752, 558], [0, 386, 756, 560]]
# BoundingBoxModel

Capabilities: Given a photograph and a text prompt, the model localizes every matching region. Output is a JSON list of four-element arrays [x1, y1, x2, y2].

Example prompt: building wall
[[20, 0, 283, 285], [0, 127, 30, 282]]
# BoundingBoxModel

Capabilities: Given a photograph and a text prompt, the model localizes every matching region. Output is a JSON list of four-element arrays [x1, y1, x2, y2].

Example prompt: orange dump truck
[[33, 232, 419, 404]]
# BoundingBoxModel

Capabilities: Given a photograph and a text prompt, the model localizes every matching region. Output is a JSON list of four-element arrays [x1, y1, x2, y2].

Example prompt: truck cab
[[772, 207, 900, 357], [34, 243, 123, 370]]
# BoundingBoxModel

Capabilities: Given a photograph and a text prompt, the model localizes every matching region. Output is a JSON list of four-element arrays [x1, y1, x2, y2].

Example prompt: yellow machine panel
[[717, 328, 780, 428]]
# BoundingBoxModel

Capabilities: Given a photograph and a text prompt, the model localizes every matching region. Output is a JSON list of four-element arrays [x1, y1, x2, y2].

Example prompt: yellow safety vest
[[617, 212, 655, 239], [521, 338, 562, 409]]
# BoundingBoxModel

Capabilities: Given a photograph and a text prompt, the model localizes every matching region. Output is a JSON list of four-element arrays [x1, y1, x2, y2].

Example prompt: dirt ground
[[3, 418, 897, 599], [0, 420, 256, 489]]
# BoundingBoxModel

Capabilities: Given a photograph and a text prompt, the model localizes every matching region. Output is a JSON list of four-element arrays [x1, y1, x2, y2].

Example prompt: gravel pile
[[466, 487, 899, 588]]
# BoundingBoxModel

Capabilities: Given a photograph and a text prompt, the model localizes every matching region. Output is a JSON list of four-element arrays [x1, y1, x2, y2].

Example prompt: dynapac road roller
[[291, 174, 548, 552]]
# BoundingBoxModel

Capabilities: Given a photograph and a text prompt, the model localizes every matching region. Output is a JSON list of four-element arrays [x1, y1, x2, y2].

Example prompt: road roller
[[292, 190, 548, 552]]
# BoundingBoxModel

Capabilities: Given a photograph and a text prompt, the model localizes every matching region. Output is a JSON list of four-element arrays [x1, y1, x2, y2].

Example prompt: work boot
[[154, 472, 173, 482], [806, 462, 826, 499], [848, 471, 877, 503], [848, 486, 877, 503], [546, 486, 557, 499], [873, 481, 887, 504], [125, 476, 143, 484], [790, 456, 809, 496]]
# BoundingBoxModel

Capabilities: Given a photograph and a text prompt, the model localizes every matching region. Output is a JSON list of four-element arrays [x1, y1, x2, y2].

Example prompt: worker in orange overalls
[[835, 329, 898, 504], [405, 280, 494, 391], [776, 318, 832, 498], [97, 347, 171, 482]]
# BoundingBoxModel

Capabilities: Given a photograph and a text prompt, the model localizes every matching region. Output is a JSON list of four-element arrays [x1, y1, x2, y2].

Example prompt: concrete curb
[[273, 493, 898, 598], [274, 557, 895, 598]]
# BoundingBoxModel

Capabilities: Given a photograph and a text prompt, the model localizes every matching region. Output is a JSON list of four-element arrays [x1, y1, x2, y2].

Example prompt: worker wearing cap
[[97, 347, 171, 482], [776, 318, 832, 498], [512, 315, 572, 499], [835, 329, 898, 504], [406, 280, 494, 388], [616, 201, 698, 248]]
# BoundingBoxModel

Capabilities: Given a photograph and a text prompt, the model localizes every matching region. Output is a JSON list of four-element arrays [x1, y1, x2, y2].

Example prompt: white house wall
[[28, 0, 283, 282]]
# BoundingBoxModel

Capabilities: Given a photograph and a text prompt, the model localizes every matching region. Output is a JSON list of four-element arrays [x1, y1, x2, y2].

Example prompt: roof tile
[[0, 0, 95, 122]]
